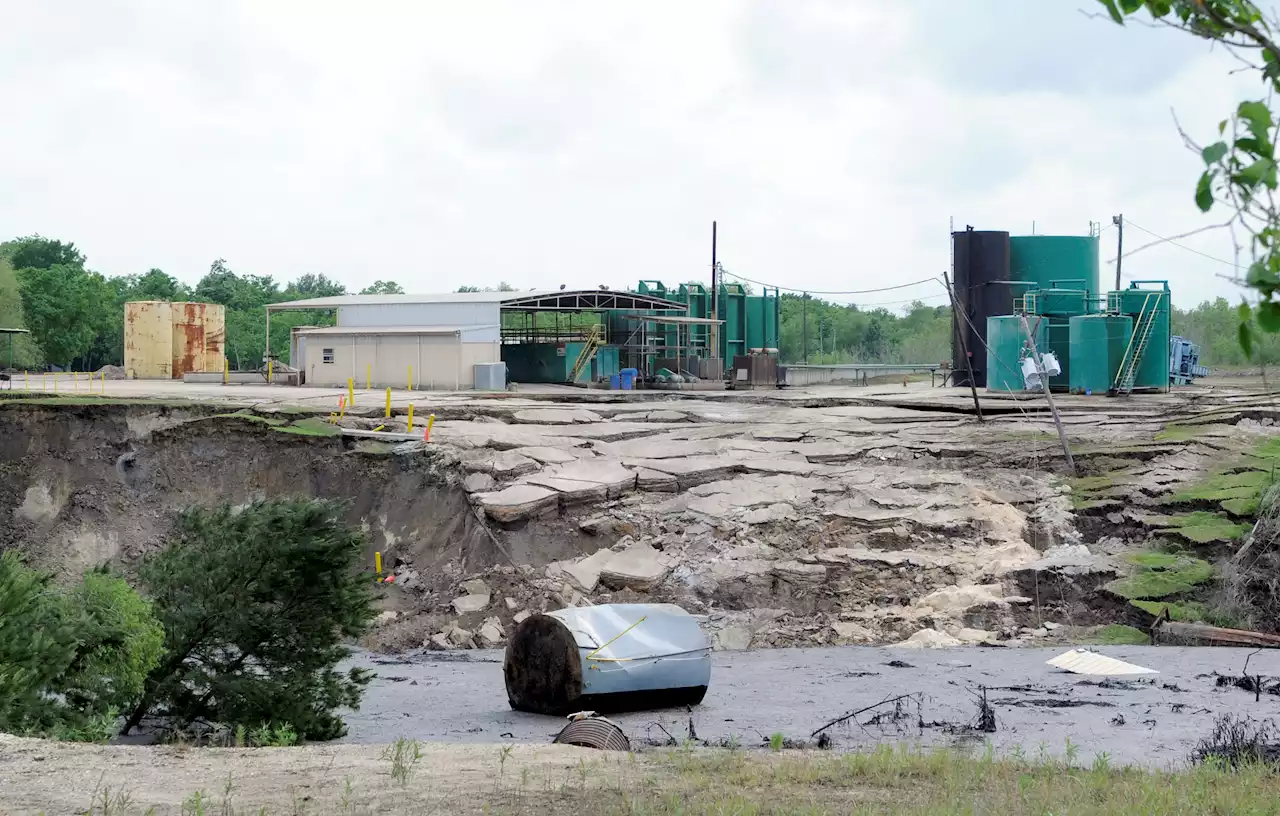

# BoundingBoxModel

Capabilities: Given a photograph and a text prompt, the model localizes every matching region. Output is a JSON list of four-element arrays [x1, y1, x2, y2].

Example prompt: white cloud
[[0, 0, 1258, 308]]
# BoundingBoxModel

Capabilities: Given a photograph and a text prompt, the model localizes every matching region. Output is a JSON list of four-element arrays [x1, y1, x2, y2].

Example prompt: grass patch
[[1091, 624, 1151, 645], [1106, 551, 1214, 600], [1155, 423, 1203, 442], [1162, 512, 1251, 544], [1223, 496, 1261, 516], [273, 417, 342, 437]]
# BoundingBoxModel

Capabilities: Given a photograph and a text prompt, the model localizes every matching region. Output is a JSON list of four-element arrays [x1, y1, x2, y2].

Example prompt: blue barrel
[[609, 373, 621, 390], [620, 369, 635, 390]]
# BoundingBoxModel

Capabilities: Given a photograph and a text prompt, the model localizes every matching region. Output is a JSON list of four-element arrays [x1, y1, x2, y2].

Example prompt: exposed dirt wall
[[0, 404, 589, 588]]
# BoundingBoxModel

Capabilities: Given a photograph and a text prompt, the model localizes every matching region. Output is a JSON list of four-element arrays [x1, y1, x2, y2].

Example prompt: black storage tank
[[951, 229, 1012, 388]]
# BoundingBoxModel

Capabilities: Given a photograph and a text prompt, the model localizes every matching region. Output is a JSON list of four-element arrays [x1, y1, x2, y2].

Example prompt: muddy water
[[345, 645, 1280, 768]]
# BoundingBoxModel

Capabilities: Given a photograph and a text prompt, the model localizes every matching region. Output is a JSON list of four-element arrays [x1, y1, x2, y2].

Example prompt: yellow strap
[[585, 615, 647, 661]]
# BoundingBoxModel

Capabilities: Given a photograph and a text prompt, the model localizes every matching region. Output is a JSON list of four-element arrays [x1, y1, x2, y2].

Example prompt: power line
[[718, 268, 941, 296], [1108, 220, 1237, 268]]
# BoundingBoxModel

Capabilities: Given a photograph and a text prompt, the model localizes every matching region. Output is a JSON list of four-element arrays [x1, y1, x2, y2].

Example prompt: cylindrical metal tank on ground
[[1110, 283, 1171, 390], [985, 314, 1047, 392], [1009, 236, 1101, 296], [952, 229, 1013, 388], [124, 301, 174, 379], [1068, 314, 1133, 394], [171, 302, 226, 378]]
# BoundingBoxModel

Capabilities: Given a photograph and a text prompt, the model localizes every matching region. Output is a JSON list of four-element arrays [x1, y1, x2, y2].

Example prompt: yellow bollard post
[[375, 551, 383, 576], [366, 364, 371, 391], [408, 365, 413, 392], [224, 359, 229, 385], [385, 387, 391, 418], [425, 413, 436, 442], [268, 359, 273, 383], [347, 378, 355, 408], [407, 404, 414, 433], [339, 396, 347, 419]]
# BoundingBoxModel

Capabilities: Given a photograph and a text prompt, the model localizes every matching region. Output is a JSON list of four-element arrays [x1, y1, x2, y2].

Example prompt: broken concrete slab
[[741, 503, 797, 524], [645, 410, 687, 422], [542, 460, 637, 496], [451, 593, 490, 615], [523, 475, 609, 505], [712, 626, 753, 651], [460, 578, 490, 597], [631, 467, 679, 492], [832, 620, 875, 644], [476, 484, 559, 523], [892, 628, 963, 649], [491, 451, 540, 478], [477, 617, 505, 647], [463, 472, 496, 493], [599, 542, 670, 591], [516, 446, 579, 465], [560, 548, 615, 593], [512, 408, 603, 425]]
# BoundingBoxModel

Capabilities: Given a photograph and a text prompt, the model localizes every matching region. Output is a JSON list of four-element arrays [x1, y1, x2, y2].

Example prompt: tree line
[[0, 233, 1266, 372]]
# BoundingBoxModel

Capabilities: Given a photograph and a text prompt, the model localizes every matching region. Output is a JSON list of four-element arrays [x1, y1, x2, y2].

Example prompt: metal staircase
[[568, 324, 603, 383], [1113, 293, 1158, 395]]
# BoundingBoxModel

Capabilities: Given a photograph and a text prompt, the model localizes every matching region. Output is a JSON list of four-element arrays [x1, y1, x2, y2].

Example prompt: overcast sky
[[0, 1, 1258, 308]]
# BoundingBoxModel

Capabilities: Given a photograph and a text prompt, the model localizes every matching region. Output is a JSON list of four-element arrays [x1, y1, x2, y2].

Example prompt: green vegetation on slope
[[1106, 551, 1214, 600]]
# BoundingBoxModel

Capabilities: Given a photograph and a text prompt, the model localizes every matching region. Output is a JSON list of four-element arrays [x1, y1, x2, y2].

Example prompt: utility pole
[[1019, 313, 1076, 476], [1112, 214, 1124, 291], [943, 270, 983, 422], [710, 221, 718, 362], [802, 293, 809, 364]]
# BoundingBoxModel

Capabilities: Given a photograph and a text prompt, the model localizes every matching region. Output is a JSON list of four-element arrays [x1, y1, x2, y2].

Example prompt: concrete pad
[[516, 446, 579, 465], [749, 428, 805, 442], [476, 484, 559, 523], [511, 408, 603, 425], [741, 503, 798, 524], [645, 410, 687, 422], [599, 542, 670, 591]]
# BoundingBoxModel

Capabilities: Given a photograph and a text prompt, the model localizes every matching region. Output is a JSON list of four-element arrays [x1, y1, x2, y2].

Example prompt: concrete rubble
[[355, 386, 1271, 653]]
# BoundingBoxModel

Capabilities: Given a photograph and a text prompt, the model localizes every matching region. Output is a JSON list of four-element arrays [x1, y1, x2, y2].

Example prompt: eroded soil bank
[[1, 384, 1277, 654]]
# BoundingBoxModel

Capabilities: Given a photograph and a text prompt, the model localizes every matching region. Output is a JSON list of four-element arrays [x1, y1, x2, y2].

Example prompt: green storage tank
[[1009, 236, 1101, 297], [986, 314, 1047, 392], [1026, 288, 1091, 317], [1068, 314, 1133, 394], [1109, 282, 1171, 390]]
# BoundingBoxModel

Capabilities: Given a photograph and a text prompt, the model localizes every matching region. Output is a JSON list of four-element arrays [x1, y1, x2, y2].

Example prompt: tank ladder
[[568, 324, 603, 383], [1113, 292, 1159, 395]]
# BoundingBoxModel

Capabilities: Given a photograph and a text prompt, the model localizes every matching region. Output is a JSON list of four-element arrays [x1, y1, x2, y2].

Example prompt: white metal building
[[267, 290, 687, 389]]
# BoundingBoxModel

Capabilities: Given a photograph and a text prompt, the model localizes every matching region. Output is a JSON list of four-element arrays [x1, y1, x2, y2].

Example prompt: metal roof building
[[266, 289, 687, 389]]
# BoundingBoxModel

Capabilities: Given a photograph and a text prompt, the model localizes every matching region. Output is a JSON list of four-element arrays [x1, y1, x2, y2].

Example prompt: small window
[[322, 348, 335, 364]]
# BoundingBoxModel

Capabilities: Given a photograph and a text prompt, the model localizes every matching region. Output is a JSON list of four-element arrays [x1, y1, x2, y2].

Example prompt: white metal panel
[[1046, 649, 1158, 676], [337, 301, 500, 330]]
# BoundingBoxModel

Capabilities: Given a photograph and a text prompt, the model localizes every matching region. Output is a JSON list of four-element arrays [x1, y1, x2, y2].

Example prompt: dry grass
[[7, 735, 1280, 815]]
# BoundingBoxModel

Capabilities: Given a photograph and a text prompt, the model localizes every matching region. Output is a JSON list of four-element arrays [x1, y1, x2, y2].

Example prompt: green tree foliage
[[288, 273, 346, 299], [0, 258, 43, 368], [0, 235, 85, 271], [15, 264, 111, 368], [1100, 1, 1280, 352], [126, 499, 377, 740], [360, 280, 405, 294], [0, 555, 163, 741], [57, 570, 165, 716], [0, 553, 78, 734]]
